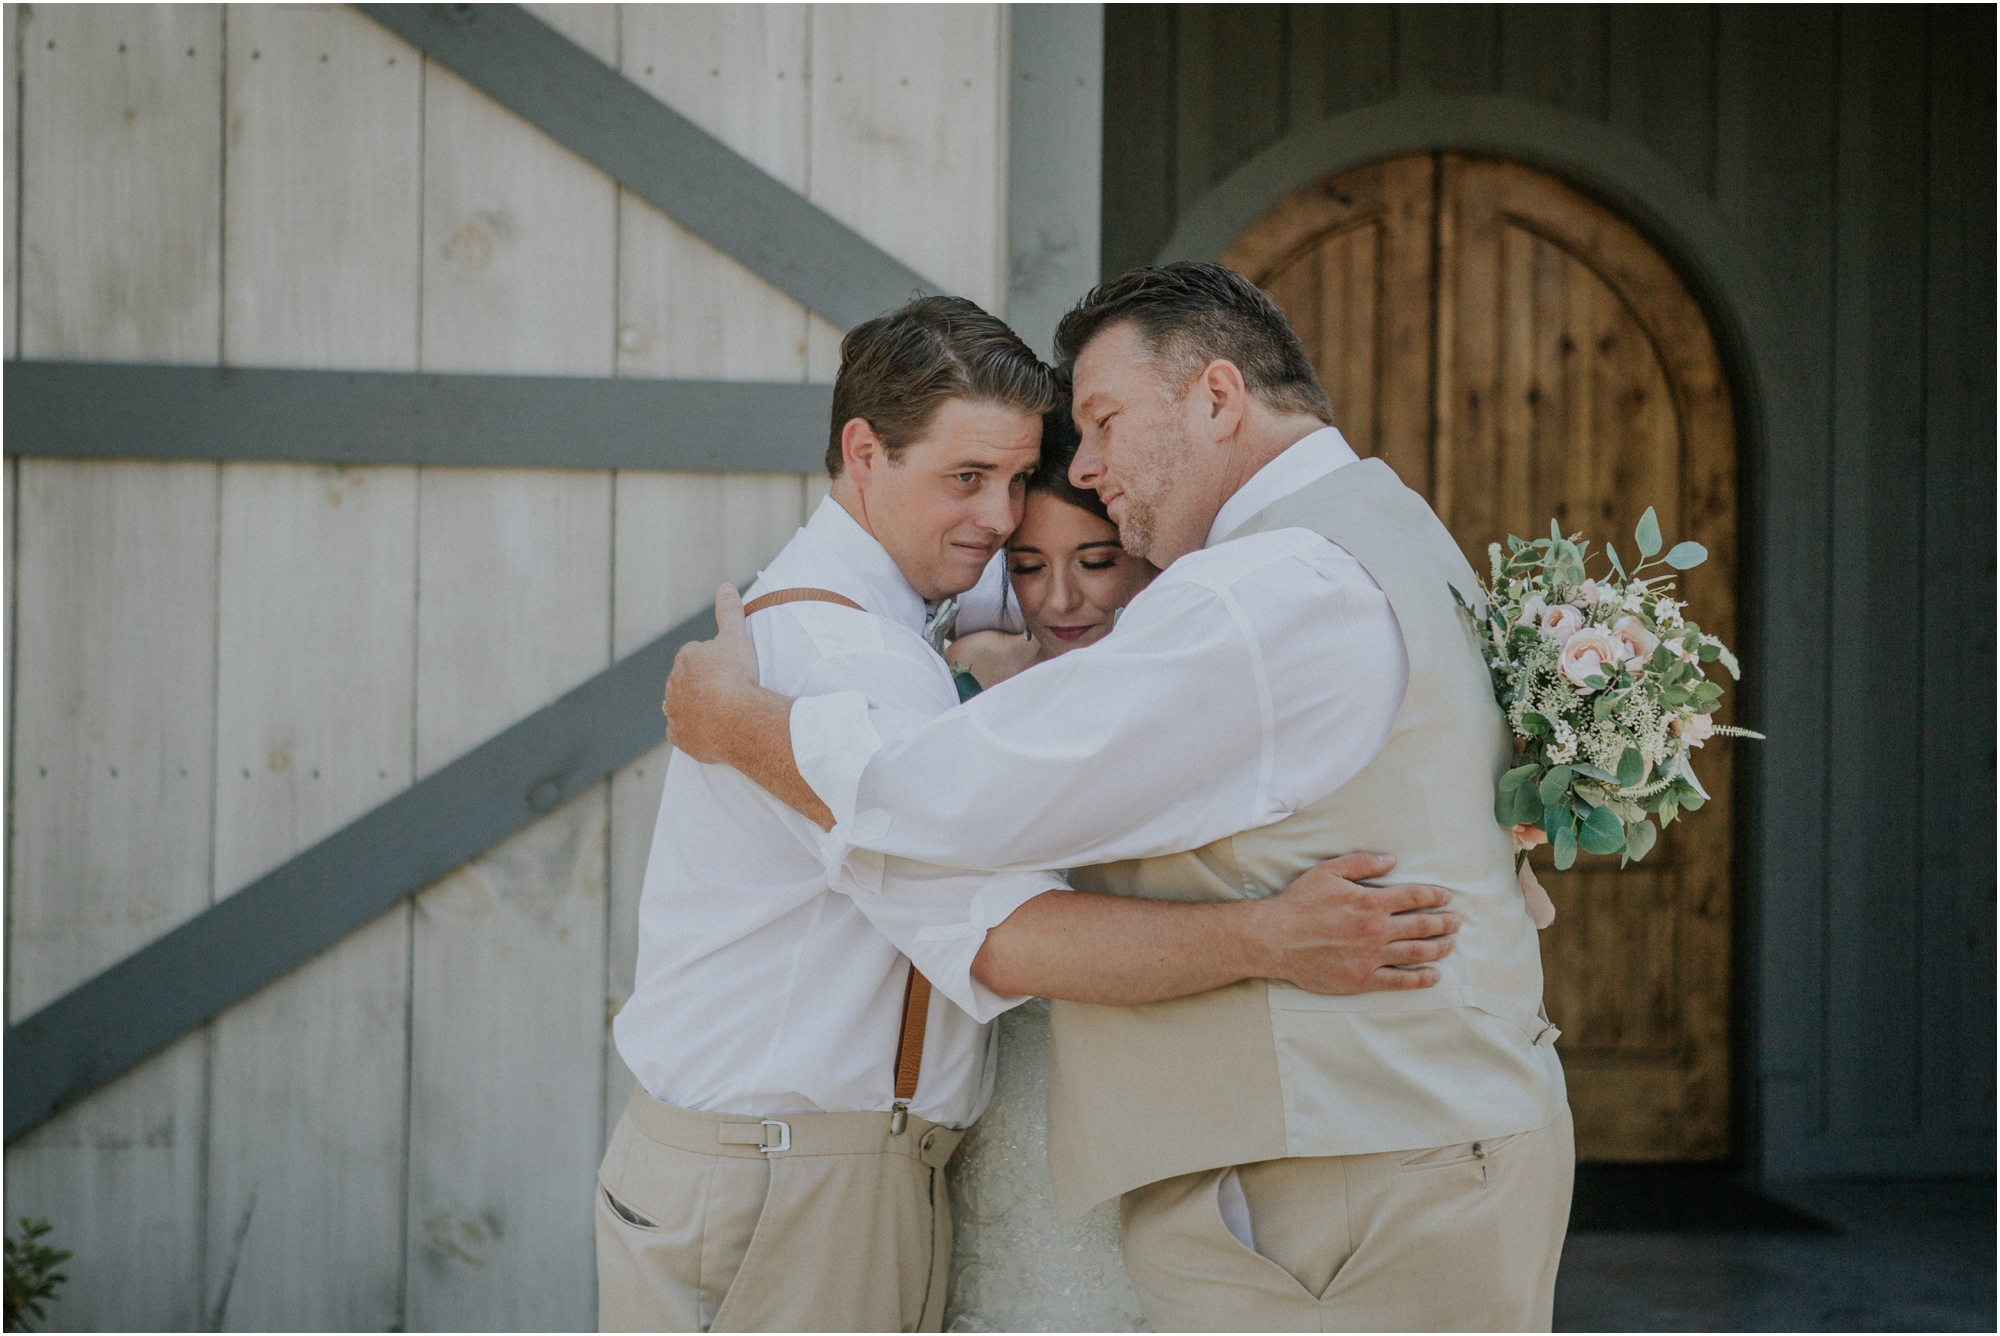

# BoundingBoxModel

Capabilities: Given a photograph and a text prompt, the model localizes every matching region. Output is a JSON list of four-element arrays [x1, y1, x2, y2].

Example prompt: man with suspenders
[[599, 295, 1462, 1331]]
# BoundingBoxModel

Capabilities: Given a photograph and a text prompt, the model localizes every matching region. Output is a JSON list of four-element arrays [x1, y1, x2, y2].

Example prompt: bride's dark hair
[[1027, 373, 1111, 524]]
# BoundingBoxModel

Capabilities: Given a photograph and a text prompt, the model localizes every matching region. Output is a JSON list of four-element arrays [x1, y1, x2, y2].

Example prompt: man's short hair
[[826, 295, 1058, 476], [1051, 261, 1333, 423]]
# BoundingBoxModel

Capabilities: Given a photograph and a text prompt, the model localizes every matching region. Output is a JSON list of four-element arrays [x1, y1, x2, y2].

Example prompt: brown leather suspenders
[[744, 587, 932, 1133], [740, 587, 866, 617]]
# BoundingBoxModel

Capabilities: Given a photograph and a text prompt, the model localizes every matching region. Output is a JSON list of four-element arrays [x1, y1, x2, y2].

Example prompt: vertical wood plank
[[5, 0, 19, 359], [4, 7, 222, 1328], [1171, 6, 1215, 221], [3, 463, 219, 1332], [1101, 4, 1177, 277], [407, 10, 617, 1321], [1713, 4, 1839, 1175], [1499, 3, 1604, 118], [607, 1, 814, 1146], [17, 3, 220, 361], [1922, 5, 1996, 1139], [221, 4, 421, 372], [1194, 4, 1287, 194], [201, 7, 423, 1329], [1305, 4, 1397, 120], [811, 4, 1007, 311], [1605, 5, 1717, 195], [1283, 4, 1328, 134], [614, 4, 809, 384], [1824, 5, 1929, 1140], [1396, 3, 1499, 97]]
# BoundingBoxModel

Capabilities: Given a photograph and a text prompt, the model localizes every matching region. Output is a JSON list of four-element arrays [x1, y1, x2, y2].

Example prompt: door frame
[[1157, 95, 1779, 1180]]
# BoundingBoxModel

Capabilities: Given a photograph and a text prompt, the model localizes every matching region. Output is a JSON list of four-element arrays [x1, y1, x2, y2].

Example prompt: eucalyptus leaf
[[1522, 712, 1554, 738], [1578, 803, 1626, 855], [1569, 761, 1617, 783], [1538, 765, 1575, 810], [1552, 822, 1578, 870], [1496, 765, 1543, 826], [1625, 819, 1659, 862], [1698, 641, 1721, 662], [1664, 541, 1708, 569], [1606, 541, 1626, 579], [1635, 507, 1662, 558], [1616, 746, 1646, 788], [1677, 786, 1706, 812]]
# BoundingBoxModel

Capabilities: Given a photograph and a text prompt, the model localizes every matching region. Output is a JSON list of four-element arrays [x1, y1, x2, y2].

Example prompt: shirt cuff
[[790, 690, 881, 832], [910, 874, 1068, 1022]]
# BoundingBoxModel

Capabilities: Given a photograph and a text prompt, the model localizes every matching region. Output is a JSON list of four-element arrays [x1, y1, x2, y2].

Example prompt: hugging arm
[[666, 586, 1457, 1003], [973, 852, 1456, 1004]]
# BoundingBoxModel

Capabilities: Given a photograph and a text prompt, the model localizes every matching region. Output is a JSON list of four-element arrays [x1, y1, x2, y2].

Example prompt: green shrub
[[4, 1219, 70, 1333]]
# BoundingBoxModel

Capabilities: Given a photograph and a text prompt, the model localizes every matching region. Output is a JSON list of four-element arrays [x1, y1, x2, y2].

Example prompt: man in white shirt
[[665, 266, 1575, 1331], [604, 294, 1463, 1333]]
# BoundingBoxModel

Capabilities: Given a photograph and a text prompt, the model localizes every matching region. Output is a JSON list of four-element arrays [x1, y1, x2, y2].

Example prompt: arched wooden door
[[1225, 154, 1738, 1161]]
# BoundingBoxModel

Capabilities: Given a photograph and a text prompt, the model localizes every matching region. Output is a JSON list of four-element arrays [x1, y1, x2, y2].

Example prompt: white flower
[[1516, 592, 1549, 627], [1578, 578, 1616, 606], [1610, 616, 1659, 667], [1540, 604, 1585, 643], [1560, 629, 1621, 691], [1672, 712, 1716, 746]]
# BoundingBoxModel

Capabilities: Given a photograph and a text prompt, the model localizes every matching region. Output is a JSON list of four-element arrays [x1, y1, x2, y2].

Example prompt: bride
[[938, 406, 1158, 1331]]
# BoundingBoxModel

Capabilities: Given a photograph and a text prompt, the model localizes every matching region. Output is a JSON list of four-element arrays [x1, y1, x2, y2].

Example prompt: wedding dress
[[941, 1000, 1147, 1331]]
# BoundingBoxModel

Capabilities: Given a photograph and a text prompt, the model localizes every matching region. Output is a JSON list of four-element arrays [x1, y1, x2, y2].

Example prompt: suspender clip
[[890, 1101, 910, 1137]]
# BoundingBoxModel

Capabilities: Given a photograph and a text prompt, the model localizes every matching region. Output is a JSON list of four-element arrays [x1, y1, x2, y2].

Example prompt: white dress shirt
[[614, 497, 1060, 1128], [792, 427, 1411, 873]]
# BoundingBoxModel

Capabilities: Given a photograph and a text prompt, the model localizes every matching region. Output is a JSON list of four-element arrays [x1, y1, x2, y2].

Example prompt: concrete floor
[[1554, 1177, 1996, 1332]]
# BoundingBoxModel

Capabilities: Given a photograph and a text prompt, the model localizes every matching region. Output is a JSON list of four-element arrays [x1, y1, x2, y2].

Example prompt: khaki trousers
[[596, 1087, 962, 1333], [1119, 1104, 1574, 1332]]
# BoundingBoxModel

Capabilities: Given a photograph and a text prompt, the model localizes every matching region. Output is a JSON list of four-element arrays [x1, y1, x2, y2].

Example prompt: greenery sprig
[[4, 1219, 70, 1334]]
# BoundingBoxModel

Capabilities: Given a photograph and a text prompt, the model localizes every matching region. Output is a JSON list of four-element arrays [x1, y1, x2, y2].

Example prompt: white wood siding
[[2, 5, 1011, 1329]]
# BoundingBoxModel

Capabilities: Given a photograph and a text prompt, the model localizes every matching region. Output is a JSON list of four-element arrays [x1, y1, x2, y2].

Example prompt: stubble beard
[[1111, 424, 1191, 565]]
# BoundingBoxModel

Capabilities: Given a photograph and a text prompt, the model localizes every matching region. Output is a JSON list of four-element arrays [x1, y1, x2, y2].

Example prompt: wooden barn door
[[1225, 154, 1738, 1161]]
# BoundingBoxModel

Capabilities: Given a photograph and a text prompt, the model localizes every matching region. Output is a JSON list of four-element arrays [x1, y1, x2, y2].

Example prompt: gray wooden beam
[[6, 599, 727, 1141], [4, 361, 831, 473], [358, 2, 938, 330]]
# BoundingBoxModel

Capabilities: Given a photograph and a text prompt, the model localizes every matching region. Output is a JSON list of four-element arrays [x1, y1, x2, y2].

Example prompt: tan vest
[[1047, 459, 1567, 1221]]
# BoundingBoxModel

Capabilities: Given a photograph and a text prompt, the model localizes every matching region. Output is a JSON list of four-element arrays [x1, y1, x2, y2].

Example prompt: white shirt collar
[[771, 496, 930, 636], [1204, 426, 1362, 549]]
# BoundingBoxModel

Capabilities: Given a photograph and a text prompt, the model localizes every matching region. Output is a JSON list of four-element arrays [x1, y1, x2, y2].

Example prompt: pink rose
[[1611, 616, 1659, 667], [1539, 604, 1584, 644], [1510, 822, 1549, 850], [1672, 713, 1716, 746], [1560, 628, 1621, 690]]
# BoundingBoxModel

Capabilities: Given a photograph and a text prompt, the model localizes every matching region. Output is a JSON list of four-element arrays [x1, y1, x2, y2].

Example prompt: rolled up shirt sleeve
[[790, 531, 1408, 874], [776, 622, 1065, 1021], [832, 856, 1066, 1021]]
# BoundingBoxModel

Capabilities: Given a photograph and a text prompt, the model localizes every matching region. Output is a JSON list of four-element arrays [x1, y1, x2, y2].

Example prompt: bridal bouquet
[[1455, 507, 1760, 873]]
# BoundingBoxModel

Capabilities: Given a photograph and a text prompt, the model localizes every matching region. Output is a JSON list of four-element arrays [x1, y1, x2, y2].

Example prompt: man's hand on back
[[664, 585, 836, 829], [663, 584, 761, 764], [1248, 852, 1457, 993]]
